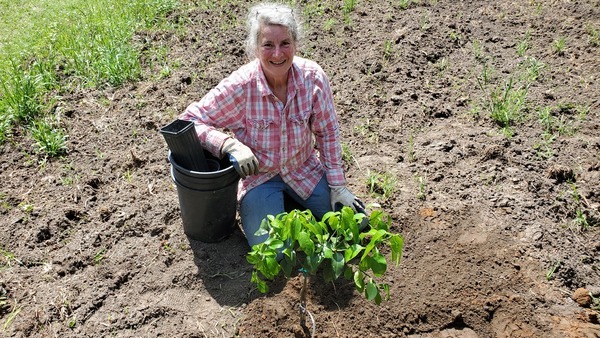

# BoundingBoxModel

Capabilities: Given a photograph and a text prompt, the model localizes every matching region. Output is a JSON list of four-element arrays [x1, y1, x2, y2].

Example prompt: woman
[[180, 2, 364, 248]]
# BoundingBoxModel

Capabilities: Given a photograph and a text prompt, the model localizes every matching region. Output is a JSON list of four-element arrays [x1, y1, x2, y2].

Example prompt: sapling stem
[[299, 273, 307, 326], [299, 273, 315, 337]]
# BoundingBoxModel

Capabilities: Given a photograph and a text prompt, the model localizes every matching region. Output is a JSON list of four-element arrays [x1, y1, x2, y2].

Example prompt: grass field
[[0, 0, 178, 150]]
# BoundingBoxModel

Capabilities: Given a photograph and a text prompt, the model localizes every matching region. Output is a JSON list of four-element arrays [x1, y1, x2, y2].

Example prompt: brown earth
[[1, 0, 599, 337]]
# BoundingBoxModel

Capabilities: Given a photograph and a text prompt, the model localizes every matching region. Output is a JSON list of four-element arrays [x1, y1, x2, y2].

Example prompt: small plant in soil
[[516, 30, 531, 57], [29, 116, 68, 158], [383, 40, 393, 60], [546, 259, 561, 281], [552, 36, 566, 55], [366, 170, 398, 201], [247, 207, 403, 334], [587, 23, 600, 46], [416, 175, 427, 201]]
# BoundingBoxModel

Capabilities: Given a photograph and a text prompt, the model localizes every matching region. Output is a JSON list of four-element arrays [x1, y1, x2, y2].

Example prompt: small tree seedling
[[247, 207, 403, 334]]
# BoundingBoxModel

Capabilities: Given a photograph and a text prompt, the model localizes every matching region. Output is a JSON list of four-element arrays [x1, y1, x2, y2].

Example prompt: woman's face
[[257, 24, 296, 83]]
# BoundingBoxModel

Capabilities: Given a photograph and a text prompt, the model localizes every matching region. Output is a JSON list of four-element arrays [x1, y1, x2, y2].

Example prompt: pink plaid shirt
[[180, 56, 346, 200]]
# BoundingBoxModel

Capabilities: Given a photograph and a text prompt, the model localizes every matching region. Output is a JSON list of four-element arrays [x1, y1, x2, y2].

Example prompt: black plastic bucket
[[169, 151, 240, 242]]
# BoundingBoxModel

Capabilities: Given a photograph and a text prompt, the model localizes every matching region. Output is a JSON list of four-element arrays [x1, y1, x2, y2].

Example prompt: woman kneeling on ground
[[180, 2, 364, 248]]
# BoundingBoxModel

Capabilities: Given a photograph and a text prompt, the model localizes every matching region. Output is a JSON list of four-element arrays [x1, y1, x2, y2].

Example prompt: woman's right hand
[[222, 138, 259, 179]]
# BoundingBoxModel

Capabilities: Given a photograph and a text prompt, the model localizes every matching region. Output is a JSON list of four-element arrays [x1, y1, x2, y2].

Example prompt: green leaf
[[290, 218, 302, 241], [263, 257, 280, 279], [344, 266, 353, 280], [331, 252, 345, 279], [246, 252, 261, 265], [305, 253, 322, 274], [252, 271, 269, 293], [298, 231, 315, 255], [354, 270, 365, 292], [374, 291, 382, 305], [344, 243, 363, 262], [365, 281, 378, 301], [361, 229, 386, 260], [369, 210, 388, 231], [255, 218, 271, 236], [367, 250, 387, 277], [280, 255, 293, 277], [381, 283, 390, 301], [323, 244, 334, 259], [328, 214, 340, 232], [266, 239, 285, 250], [340, 206, 354, 225], [321, 211, 337, 223], [390, 234, 404, 266]]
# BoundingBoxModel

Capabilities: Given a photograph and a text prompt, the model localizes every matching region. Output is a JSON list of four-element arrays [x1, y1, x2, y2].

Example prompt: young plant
[[477, 75, 528, 138], [323, 18, 337, 32], [93, 248, 106, 265], [416, 175, 427, 201], [586, 23, 600, 46], [341, 142, 357, 167], [247, 207, 403, 330], [407, 133, 416, 163], [546, 259, 561, 281], [0, 247, 22, 270], [435, 57, 449, 74], [419, 12, 430, 31], [516, 30, 531, 57], [398, 0, 413, 10], [519, 56, 545, 83], [552, 36, 566, 55], [29, 117, 68, 158], [366, 170, 398, 200], [342, 0, 356, 24], [533, 132, 555, 159], [383, 40, 393, 60], [449, 30, 461, 44], [472, 39, 485, 62]]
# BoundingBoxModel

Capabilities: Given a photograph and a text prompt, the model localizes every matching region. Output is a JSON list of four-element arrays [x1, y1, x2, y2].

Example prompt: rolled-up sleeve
[[311, 67, 345, 186], [179, 74, 246, 157]]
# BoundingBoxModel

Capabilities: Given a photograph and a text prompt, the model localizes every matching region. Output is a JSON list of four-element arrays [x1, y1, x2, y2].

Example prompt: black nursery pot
[[160, 119, 209, 172], [169, 151, 240, 242]]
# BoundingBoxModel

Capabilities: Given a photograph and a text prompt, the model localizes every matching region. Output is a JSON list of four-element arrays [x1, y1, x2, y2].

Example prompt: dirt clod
[[573, 288, 592, 308]]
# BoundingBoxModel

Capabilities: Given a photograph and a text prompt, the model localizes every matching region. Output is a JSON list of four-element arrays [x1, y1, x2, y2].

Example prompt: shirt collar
[[255, 58, 302, 98]]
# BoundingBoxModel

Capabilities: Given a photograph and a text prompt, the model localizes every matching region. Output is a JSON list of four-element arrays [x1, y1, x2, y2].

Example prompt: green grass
[[472, 49, 546, 138], [587, 23, 600, 46], [0, 0, 179, 151], [516, 30, 531, 57], [552, 36, 566, 55], [342, 0, 357, 24], [366, 170, 398, 200]]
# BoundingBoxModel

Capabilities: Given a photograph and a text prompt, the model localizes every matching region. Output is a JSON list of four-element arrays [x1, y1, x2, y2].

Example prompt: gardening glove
[[222, 138, 259, 179], [329, 185, 366, 214]]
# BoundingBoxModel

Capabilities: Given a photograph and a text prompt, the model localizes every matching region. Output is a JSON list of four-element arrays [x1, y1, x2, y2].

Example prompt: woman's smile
[[258, 24, 296, 85]]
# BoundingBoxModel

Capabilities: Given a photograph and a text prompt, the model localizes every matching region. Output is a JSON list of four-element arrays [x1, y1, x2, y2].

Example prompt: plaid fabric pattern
[[180, 56, 345, 200]]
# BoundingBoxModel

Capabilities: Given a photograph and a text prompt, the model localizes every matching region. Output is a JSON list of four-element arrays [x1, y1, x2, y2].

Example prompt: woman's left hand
[[329, 185, 366, 213]]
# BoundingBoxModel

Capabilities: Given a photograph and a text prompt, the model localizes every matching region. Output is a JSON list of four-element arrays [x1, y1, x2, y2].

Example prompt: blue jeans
[[240, 174, 331, 248]]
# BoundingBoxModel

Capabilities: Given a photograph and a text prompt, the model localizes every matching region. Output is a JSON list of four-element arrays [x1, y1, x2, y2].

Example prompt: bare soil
[[1, 0, 599, 337]]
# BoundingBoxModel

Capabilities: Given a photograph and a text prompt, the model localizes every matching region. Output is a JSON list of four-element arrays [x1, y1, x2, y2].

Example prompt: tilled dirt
[[1, 0, 599, 337]]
